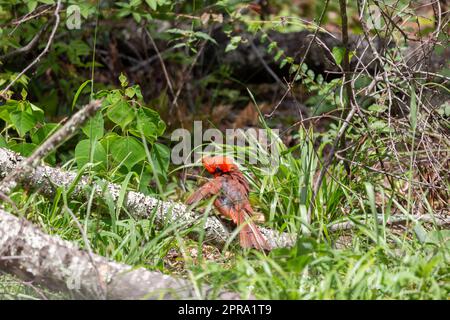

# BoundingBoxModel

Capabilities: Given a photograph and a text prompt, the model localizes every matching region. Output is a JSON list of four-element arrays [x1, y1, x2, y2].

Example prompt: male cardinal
[[186, 156, 270, 251]]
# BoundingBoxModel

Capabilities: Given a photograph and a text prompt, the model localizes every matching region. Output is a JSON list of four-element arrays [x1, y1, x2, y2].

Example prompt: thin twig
[[144, 27, 176, 98], [0, 20, 52, 61], [0, 0, 61, 99]]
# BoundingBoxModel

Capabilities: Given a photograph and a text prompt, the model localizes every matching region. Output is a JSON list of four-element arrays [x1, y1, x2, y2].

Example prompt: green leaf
[[150, 142, 170, 178], [132, 107, 166, 142], [31, 123, 60, 145], [193, 32, 218, 45], [436, 101, 450, 117], [145, 0, 157, 10], [225, 36, 242, 52], [0, 136, 7, 148], [110, 136, 146, 170], [72, 80, 92, 110], [106, 100, 135, 129], [10, 110, 37, 137], [130, 0, 143, 6], [9, 142, 37, 157], [138, 167, 152, 194], [82, 112, 104, 140], [125, 87, 136, 98], [280, 58, 289, 69], [38, 0, 55, 5], [332, 46, 345, 65], [75, 139, 107, 170], [274, 49, 284, 62], [132, 12, 142, 23], [368, 104, 387, 113], [225, 43, 238, 52], [0, 100, 19, 123], [119, 73, 128, 87], [370, 120, 388, 131], [27, 1, 38, 12], [267, 41, 277, 53], [131, 85, 143, 100], [21, 88, 28, 100]]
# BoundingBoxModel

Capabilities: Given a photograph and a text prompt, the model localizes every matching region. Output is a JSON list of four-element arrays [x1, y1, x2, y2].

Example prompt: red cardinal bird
[[186, 156, 270, 251]]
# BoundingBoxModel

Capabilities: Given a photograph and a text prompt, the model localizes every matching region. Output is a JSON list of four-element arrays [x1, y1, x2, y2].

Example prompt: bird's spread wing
[[186, 179, 222, 205]]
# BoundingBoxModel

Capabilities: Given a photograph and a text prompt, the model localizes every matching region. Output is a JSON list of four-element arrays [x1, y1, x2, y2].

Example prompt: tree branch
[[0, 0, 62, 99], [0, 208, 241, 299], [0, 147, 297, 250]]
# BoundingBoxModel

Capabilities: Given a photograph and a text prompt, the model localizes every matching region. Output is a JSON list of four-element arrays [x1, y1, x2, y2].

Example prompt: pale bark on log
[[0, 147, 297, 249], [328, 214, 450, 232], [0, 208, 241, 299]]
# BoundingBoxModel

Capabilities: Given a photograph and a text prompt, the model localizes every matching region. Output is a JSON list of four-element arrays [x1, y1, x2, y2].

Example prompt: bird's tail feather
[[238, 213, 271, 251]]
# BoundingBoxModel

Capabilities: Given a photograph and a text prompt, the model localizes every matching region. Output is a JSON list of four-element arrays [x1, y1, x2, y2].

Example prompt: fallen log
[[0, 147, 297, 249], [0, 208, 241, 299]]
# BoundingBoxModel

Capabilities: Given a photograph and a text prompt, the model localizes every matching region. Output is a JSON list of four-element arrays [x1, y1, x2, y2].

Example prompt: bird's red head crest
[[202, 156, 238, 176]]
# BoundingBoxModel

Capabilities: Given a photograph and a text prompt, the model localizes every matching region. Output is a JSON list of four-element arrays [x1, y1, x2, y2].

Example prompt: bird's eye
[[215, 167, 222, 174]]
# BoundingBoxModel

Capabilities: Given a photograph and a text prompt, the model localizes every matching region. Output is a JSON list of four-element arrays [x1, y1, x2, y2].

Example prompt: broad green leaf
[[110, 136, 146, 170], [138, 167, 152, 194], [0, 100, 19, 122], [0, 136, 7, 148], [28, 102, 44, 122], [31, 123, 60, 145], [145, 0, 157, 10], [132, 12, 142, 23], [10, 110, 37, 137], [130, 0, 143, 6], [27, 1, 38, 12], [332, 46, 345, 65], [9, 142, 37, 157], [82, 112, 104, 140], [106, 100, 135, 129], [75, 139, 107, 170], [103, 90, 122, 105], [132, 107, 166, 142], [150, 142, 170, 178], [125, 87, 136, 98]]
